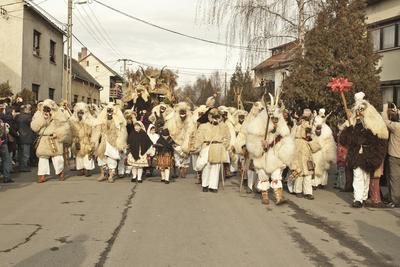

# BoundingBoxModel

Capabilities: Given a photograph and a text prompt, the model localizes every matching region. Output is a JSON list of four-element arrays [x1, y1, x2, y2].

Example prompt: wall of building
[[0, 1, 24, 91], [21, 7, 63, 102], [366, 0, 400, 24], [70, 78, 100, 105], [79, 55, 111, 104]]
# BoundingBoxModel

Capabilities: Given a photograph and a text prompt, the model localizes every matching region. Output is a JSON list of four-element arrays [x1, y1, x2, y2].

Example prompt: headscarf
[[147, 124, 160, 144]]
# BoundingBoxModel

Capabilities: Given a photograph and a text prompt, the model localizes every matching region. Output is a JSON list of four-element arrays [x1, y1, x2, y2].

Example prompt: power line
[[79, 4, 123, 58], [92, 0, 269, 53], [86, 3, 124, 58]]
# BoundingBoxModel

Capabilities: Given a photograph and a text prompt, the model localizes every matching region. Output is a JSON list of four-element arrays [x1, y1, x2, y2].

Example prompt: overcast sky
[[34, 0, 261, 86]]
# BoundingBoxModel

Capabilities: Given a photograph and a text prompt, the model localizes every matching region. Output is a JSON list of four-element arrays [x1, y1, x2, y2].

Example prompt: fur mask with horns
[[96, 102, 126, 130]]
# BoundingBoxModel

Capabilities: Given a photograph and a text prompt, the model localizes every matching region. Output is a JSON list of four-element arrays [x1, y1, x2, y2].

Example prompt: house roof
[[24, 3, 65, 35], [64, 55, 102, 88], [252, 41, 298, 71], [79, 53, 124, 81]]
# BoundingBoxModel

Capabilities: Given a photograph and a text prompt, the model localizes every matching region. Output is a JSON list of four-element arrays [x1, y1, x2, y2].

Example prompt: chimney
[[78, 47, 88, 62]]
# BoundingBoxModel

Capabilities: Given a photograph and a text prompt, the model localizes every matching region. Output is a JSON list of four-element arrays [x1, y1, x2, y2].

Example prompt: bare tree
[[197, 0, 323, 62]]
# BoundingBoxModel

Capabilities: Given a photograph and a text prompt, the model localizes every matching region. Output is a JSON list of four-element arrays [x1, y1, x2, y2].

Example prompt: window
[[87, 97, 91, 104], [48, 88, 55, 100], [371, 29, 380, 51], [32, 84, 39, 101], [33, 30, 41, 56], [369, 23, 400, 51], [382, 25, 396, 49], [86, 61, 89, 67], [73, 95, 78, 104], [96, 66, 99, 72], [50, 40, 56, 63], [81, 96, 85, 102], [93, 99, 97, 104]]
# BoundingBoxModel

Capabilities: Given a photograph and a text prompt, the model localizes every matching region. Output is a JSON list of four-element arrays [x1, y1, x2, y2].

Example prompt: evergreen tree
[[227, 65, 262, 111], [283, 0, 381, 118]]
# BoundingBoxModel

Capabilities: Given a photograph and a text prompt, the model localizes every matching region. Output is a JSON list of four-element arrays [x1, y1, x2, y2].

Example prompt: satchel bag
[[307, 160, 315, 171], [208, 143, 227, 164], [195, 145, 209, 171]]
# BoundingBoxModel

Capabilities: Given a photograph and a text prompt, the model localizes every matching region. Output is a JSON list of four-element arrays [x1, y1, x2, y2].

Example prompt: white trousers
[[257, 169, 283, 191], [313, 171, 329, 187], [98, 157, 118, 170], [118, 153, 127, 175], [174, 152, 190, 168], [161, 168, 170, 181], [353, 167, 370, 202], [132, 167, 143, 181], [191, 154, 199, 171], [76, 155, 95, 171], [247, 169, 257, 190], [202, 163, 221, 190], [294, 175, 313, 195], [38, 156, 64, 176]]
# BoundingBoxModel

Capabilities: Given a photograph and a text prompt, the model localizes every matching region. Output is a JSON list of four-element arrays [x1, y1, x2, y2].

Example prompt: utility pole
[[224, 72, 227, 105], [66, 0, 73, 104], [117, 58, 132, 81]]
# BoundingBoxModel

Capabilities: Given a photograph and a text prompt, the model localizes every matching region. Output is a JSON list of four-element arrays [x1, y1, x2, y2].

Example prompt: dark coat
[[154, 136, 175, 155], [340, 122, 387, 174], [15, 112, 34, 145]]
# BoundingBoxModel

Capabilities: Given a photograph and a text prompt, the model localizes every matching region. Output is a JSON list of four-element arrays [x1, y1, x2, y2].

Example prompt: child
[[154, 128, 175, 184]]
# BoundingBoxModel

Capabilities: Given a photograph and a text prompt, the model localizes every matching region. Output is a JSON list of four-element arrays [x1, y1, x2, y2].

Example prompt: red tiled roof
[[253, 41, 298, 71]]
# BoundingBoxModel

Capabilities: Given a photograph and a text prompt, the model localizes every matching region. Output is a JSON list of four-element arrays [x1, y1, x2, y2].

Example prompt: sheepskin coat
[[70, 103, 95, 157], [91, 104, 128, 160], [165, 102, 195, 153], [312, 122, 337, 177], [195, 122, 231, 163], [291, 121, 321, 176], [340, 122, 387, 174], [245, 109, 295, 174], [31, 100, 71, 158]]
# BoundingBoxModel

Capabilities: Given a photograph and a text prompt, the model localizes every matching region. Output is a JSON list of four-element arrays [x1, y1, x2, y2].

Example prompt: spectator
[[0, 118, 13, 183], [15, 104, 34, 172], [382, 103, 400, 208]]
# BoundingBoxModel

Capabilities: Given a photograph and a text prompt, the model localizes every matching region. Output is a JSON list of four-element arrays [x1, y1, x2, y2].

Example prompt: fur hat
[[318, 108, 326, 118], [38, 99, 58, 112], [174, 102, 191, 113], [354, 92, 365, 103], [208, 108, 221, 123], [96, 102, 126, 129], [303, 108, 312, 118], [206, 96, 216, 108]]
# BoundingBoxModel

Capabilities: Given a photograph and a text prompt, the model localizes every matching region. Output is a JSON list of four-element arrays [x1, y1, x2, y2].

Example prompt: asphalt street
[[0, 169, 399, 267]]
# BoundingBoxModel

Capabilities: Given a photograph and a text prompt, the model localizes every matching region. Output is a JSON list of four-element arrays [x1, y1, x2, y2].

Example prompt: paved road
[[0, 170, 399, 267]]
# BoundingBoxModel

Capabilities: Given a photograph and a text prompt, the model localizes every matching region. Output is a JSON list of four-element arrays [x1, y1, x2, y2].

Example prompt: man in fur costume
[[234, 102, 264, 193], [340, 92, 388, 208], [190, 104, 209, 183], [70, 102, 95, 177], [312, 109, 337, 189], [218, 105, 237, 177], [91, 102, 128, 183], [195, 108, 230, 192], [291, 109, 322, 200], [245, 101, 294, 205], [148, 102, 174, 132], [165, 102, 195, 178], [133, 85, 151, 117], [31, 99, 71, 183]]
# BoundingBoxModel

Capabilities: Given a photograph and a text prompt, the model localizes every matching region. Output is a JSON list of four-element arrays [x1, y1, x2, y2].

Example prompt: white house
[[78, 47, 123, 104]]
